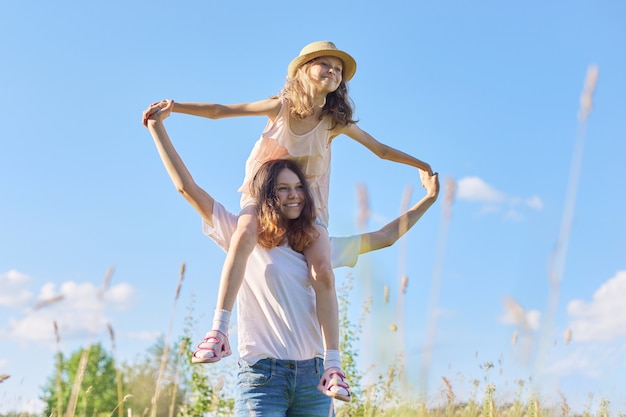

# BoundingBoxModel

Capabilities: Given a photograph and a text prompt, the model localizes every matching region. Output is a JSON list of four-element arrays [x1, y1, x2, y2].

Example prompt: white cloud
[[0, 270, 34, 308], [503, 209, 524, 222], [105, 282, 135, 310], [0, 279, 136, 343], [23, 399, 46, 415], [525, 195, 544, 210], [456, 176, 543, 220], [544, 346, 605, 378], [457, 177, 507, 203], [566, 270, 626, 342], [543, 342, 626, 380]]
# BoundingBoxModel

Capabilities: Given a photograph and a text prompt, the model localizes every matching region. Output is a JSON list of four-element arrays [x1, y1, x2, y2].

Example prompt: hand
[[418, 168, 431, 187], [420, 170, 439, 198], [142, 99, 174, 126]]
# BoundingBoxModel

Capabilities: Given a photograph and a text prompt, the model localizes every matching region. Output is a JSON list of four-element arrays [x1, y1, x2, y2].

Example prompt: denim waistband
[[249, 357, 324, 373]]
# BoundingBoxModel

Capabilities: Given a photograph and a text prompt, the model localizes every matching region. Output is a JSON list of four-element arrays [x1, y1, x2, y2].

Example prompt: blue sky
[[1, 0, 625, 413]]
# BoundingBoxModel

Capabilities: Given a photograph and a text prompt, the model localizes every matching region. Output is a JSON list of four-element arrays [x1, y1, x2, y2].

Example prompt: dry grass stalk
[[559, 392, 570, 417], [356, 183, 370, 231], [502, 296, 528, 327], [168, 339, 188, 417], [33, 294, 65, 310], [396, 185, 413, 282], [564, 328, 572, 345], [400, 275, 408, 295], [174, 263, 185, 301], [419, 176, 456, 394], [536, 64, 599, 387], [488, 399, 496, 417], [54, 321, 63, 417], [107, 394, 134, 417], [98, 266, 115, 301], [394, 185, 412, 396], [0, 374, 9, 383], [578, 65, 599, 122], [108, 323, 124, 417], [528, 398, 540, 417], [442, 177, 456, 220], [398, 185, 413, 235], [65, 347, 90, 417], [149, 261, 186, 417], [441, 376, 454, 404], [502, 296, 534, 362]]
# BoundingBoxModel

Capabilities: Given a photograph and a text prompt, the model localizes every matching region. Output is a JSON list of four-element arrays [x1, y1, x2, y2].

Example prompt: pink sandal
[[317, 367, 351, 402], [191, 330, 232, 364]]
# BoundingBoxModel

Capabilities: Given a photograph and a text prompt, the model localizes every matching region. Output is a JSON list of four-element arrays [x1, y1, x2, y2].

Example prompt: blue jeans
[[235, 357, 334, 417]]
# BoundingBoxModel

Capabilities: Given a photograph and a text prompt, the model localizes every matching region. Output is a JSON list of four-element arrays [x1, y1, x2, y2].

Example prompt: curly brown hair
[[250, 159, 318, 252], [279, 59, 358, 129]]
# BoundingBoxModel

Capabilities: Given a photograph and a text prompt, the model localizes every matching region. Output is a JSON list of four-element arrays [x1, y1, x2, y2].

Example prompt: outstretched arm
[[142, 98, 282, 126], [142, 103, 216, 226], [358, 172, 439, 254], [336, 123, 433, 175]]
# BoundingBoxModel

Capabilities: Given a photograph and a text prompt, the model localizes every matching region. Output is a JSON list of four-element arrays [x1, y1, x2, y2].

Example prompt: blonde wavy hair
[[278, 59, 357, 129], [250, 159, 318, 252]]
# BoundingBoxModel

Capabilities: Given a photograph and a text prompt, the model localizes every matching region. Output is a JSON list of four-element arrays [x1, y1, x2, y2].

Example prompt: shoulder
[[202, 201, 238, 251], [330, 121, 362, 140], [248, 97, 282, 115]]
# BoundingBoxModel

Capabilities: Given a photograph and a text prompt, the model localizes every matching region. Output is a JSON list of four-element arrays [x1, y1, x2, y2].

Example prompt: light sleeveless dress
[[238, 99, 332, 227]]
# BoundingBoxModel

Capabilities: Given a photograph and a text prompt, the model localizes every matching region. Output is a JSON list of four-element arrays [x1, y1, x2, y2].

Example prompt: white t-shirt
[[203, 201, 360, 364]]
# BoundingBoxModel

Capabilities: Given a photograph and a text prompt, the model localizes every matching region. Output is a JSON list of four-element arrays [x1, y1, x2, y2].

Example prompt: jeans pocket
[[238, 359, 273, 387]]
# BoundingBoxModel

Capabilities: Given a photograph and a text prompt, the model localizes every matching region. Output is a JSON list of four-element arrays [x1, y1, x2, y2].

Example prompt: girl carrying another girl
[[143, 40, 433, 401]]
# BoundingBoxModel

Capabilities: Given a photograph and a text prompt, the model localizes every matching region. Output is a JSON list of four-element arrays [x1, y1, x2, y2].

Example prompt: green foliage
[[335, 275, 367, 417], [41, 343, 118, 417], [337, 276, 366, 399], [175, 295, 235, 417], [40, 340, 185, 417]]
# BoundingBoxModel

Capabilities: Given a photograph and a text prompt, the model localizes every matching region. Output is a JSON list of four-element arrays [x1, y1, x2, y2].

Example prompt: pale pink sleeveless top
[[239, 99, 332, 227]]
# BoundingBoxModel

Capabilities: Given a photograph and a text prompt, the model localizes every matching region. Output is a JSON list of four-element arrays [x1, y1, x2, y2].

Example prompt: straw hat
[[287, 41, 357, 82]]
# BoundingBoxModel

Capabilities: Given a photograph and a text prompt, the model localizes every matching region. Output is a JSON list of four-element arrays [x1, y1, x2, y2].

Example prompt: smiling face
[[306, 56, 344, 93], [274, 168, 306, 220]]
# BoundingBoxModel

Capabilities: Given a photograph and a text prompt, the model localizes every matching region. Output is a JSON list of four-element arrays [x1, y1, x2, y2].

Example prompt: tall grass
[[150, 262, 186, 417], [535, 64, 599, 377], [5, 261, 621, 417]]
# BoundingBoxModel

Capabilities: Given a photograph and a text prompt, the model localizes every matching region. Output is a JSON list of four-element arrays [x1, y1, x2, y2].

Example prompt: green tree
[[41, 343, 118, 417]]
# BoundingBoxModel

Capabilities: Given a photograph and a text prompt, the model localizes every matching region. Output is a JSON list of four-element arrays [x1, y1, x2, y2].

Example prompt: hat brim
[[288, 50, 356, 82]]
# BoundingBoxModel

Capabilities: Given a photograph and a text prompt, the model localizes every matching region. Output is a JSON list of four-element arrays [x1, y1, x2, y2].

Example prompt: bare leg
[[216, 204, 257, 312], [303, 225, 339, 352], [193, 204, 257, 364], [304, 225, 351, 401]]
